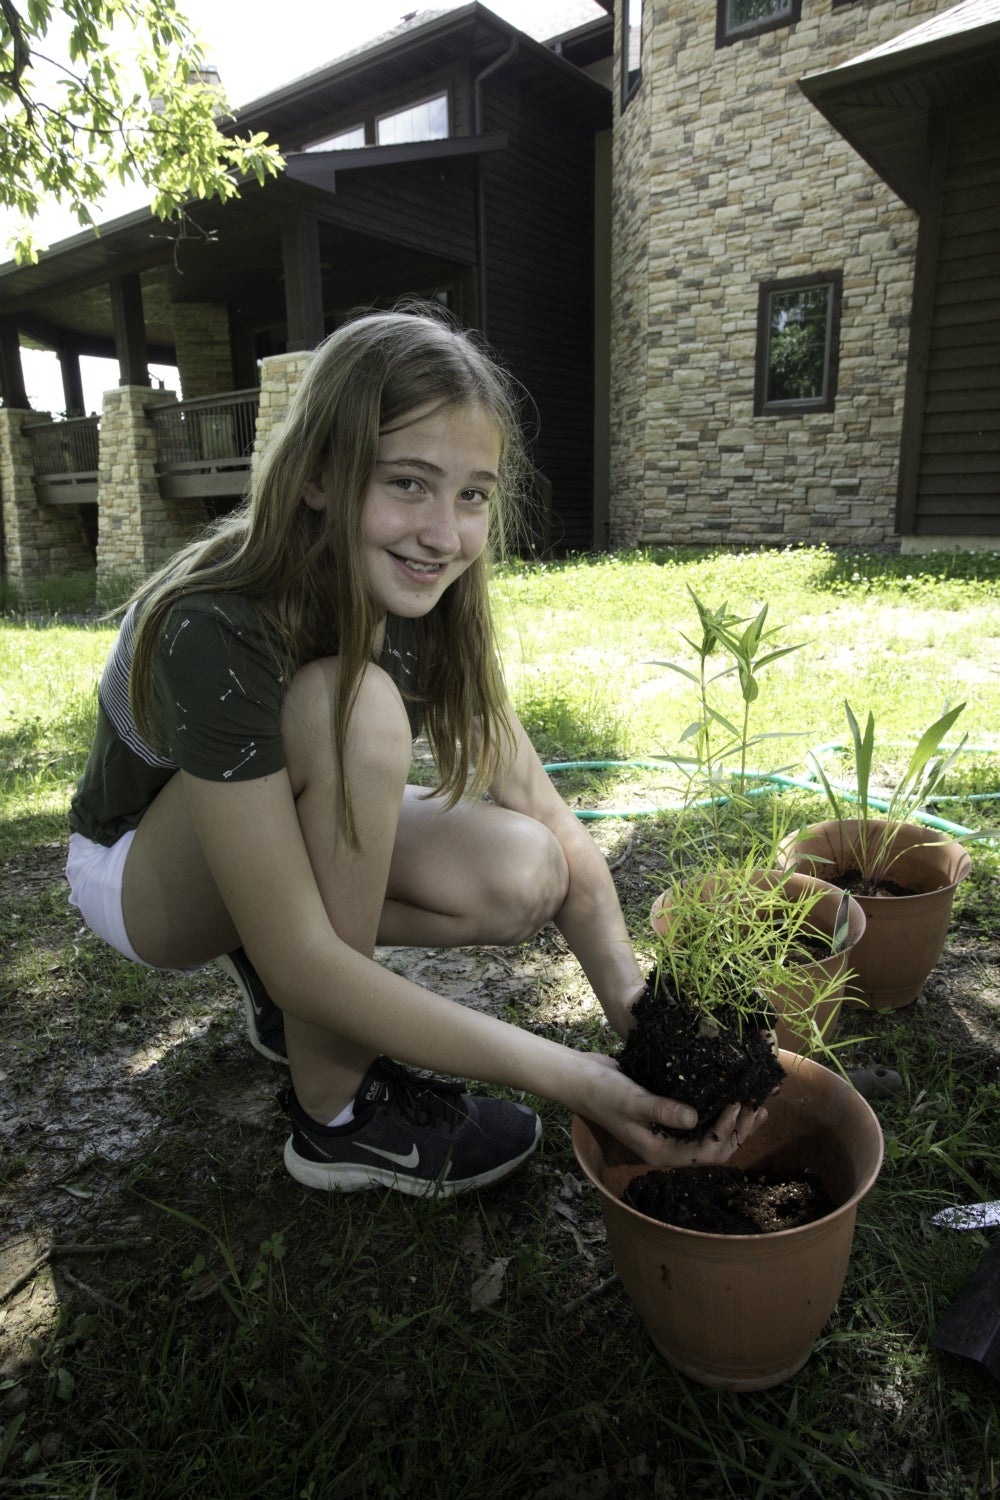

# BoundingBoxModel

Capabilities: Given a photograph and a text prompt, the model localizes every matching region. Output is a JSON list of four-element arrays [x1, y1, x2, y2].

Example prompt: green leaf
[[900, 703, 966, 787], [831, 892, 853, 954]]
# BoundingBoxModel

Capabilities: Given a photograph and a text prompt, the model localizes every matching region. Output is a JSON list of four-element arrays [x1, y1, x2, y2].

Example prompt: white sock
[[325, 1100, 356, 1129]]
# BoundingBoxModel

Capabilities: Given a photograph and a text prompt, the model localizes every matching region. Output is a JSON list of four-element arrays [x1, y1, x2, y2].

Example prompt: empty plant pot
[[572, 1051, 884, 1391]]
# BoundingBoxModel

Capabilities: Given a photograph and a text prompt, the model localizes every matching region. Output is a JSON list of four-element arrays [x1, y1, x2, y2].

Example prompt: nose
[[417, 496, 461, 555]]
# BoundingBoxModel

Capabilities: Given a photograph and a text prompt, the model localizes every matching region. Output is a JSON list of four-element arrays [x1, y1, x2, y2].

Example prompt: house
[[1, 0, 998, 590], [0, 3, 614, 587], [609, 0, 999, 552], [800, 0, 1000, 548]]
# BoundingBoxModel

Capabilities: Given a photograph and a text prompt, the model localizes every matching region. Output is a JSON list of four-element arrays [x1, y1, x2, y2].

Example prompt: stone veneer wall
[[609, 0, 944, 549], [172, 303, 234, 399], [0, 409, 93, 587], [610, 2, 655, 548], [95, 387, 204, 585], [4, 352, 315, 587], [252, 351, 312, 467]]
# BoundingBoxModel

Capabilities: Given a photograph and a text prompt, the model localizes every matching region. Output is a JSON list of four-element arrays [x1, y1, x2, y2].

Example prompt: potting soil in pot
[[623, 1164, 834, 1234], [831, 869, 921, 899], [617, 968, 786, 1140]]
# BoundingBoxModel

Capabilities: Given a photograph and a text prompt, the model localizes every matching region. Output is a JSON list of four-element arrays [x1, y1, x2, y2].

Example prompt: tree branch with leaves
[[0, 0, 284, 263]]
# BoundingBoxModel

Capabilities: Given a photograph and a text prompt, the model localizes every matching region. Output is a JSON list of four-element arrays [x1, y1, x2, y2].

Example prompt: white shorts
[[66, 830, 201, 972]]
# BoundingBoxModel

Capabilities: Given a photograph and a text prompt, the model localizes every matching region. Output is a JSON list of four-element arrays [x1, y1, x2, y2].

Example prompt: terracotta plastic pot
[[649, 870, 867, 1055], [782, 819, 971, 1009], [572, 1051, 884, 1391]]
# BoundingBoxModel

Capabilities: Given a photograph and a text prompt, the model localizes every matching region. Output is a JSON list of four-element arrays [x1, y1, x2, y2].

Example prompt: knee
[[494, 821, 569, 945], [282, 658, 412, 789]]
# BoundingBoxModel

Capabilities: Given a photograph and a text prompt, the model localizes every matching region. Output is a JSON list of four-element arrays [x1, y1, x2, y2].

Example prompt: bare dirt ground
[[0, 835, 589, 1362], [3, 817, 999, 1382]]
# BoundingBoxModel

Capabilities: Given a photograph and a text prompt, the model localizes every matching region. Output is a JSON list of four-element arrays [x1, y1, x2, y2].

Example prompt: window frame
[[620, 0, 643, 109], [716, 0, 801, 48], [753, 271, 843, 417], [375, 90, 449, 147], [303, 124, 366, 153]]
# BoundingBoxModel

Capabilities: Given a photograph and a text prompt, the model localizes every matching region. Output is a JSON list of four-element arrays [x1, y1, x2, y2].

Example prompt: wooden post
[[110, 273, 151, 387], [0, 318, 29, 409], [280, 214, 325, 352]]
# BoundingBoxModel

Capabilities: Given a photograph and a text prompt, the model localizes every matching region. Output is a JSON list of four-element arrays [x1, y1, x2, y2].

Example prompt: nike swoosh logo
[[359, 1143, 421, 1170]]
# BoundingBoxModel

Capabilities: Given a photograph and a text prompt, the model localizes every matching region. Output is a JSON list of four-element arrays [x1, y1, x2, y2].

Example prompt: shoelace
[[278, 1066, 468, 1133], [382, 1063, 468, 1132]]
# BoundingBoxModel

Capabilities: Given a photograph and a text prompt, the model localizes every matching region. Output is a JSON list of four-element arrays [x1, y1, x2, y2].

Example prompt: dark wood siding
[[480, 78, 597, 552], [898, 104, 1000, 535]]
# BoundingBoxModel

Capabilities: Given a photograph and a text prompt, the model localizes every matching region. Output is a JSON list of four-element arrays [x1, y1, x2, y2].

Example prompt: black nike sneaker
[[215, 946, 288, 1064], [282, 1058, 541, 1196]]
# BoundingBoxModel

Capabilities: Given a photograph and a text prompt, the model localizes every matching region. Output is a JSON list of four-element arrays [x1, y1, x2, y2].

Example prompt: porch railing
[[147, 389, 259, 499], [24, 416, 100, 504]]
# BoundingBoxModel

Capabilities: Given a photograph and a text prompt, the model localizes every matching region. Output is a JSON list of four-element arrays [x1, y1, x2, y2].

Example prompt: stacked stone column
[[172, 304, 234, 400], [252, 352, 312, 467], [95, 387, 203, 587], [0, 408, 93, 591]]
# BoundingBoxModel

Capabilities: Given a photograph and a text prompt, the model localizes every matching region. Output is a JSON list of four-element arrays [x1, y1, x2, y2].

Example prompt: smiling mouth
[[391, 553, 444, 575]]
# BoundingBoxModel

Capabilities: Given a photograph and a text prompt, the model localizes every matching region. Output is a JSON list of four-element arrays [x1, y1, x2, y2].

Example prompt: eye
[[460, 487, 492, 505], [389, 476, 422, 495]]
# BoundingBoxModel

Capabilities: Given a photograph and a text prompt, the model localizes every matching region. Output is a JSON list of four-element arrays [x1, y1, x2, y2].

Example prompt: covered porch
[[0, 4, 613, 590]]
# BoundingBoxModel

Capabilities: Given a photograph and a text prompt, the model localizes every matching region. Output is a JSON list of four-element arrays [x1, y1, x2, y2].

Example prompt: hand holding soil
[[573, 1052, 769, 1168], [616, 969, 787, 1140]]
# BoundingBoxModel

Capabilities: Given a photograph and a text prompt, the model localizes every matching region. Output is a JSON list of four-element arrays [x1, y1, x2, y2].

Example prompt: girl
[[66, 306, 764, 1198]]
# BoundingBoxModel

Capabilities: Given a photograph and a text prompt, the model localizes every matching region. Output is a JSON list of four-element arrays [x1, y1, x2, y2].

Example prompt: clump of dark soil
[[624, 1165, 834, 1233], [616, 968, 786, 1140], [831, 868, 932, 899]]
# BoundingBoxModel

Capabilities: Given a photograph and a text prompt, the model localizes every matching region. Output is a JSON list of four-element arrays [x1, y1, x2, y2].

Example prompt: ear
[[302, 478, 327, 512]]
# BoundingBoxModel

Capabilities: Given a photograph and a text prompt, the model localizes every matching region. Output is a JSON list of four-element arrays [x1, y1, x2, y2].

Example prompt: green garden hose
[[544, 746, 1000, 837]]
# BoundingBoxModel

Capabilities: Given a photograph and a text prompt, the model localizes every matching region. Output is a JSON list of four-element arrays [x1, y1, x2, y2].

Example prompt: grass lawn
[[2, 546, 999, 1498]]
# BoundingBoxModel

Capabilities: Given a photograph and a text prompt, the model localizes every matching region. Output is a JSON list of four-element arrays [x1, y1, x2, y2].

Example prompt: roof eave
[[800, 17, 1000, 101], [230, 2, 610, 133]]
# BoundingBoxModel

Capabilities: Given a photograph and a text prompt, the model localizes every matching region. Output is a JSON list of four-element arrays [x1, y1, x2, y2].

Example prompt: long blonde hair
[[130, 305, 527, 841]]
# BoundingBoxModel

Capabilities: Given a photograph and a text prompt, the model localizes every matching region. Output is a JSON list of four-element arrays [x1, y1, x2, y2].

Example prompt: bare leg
[[277, 658, 413, 1119], [122, 657, 568, 1124], [380, 786, 569, 948]]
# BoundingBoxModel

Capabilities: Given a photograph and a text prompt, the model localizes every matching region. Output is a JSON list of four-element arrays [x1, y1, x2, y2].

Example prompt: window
[[621, 0, 643, 107], [376, 93, 448, 146], [304, 125, 366, 152], [754, 273, 842, 416], [717, 0, 801, 47]]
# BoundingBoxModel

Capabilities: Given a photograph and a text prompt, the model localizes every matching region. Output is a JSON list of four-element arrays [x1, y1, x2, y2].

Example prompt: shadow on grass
[[3, 796, 1000, 1497], [803, 545, 1000, 597]]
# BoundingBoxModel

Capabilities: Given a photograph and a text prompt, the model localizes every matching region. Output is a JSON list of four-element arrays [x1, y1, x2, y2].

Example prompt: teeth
[[405, 560, 440, 573]]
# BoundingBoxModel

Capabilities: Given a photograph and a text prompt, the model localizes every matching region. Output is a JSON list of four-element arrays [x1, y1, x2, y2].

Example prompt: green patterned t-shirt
[[69, 593, 423, 846]]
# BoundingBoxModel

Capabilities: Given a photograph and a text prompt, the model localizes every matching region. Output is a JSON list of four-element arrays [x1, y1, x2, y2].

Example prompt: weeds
[[2, 548, 1000, 1498]]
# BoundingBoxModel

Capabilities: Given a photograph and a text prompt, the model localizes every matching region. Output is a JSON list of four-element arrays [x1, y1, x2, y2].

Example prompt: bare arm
[[180, 766, 759, 1166], [487, 711, 646, 1037]]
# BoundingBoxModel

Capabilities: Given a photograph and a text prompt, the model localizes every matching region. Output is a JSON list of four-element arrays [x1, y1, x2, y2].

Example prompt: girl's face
[[355, 401, 499, 621]]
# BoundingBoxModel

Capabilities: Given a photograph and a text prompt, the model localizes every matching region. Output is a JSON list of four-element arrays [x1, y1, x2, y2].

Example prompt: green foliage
[[0, 0, 283, 263], [0, 568, 96, 614], [647, 586, 804, 861], [638, 590, 853, 1042], [649, 860, 850, 1038], [512, 681, 630, 763], [767, 310, 826, 402], [0, 618, 109, 853], [808, 701, 974, 894]]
